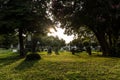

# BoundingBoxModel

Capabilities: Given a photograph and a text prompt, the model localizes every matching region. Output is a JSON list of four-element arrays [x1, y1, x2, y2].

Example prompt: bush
[[25, 53, 41, 61]]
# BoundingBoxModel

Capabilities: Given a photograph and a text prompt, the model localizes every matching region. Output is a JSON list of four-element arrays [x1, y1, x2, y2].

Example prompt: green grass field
[[0, 49, 120, 80]]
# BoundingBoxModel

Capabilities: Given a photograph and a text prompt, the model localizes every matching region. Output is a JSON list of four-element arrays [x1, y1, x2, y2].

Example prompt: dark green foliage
[[51, 0, 120, 56], [0, 0, 52, 56], [0, 0, 51, 33], [40, 36, 66, 47], [0, 34, 18, 49], [25, 53, 41, 61], [83, 40, 90, 47]]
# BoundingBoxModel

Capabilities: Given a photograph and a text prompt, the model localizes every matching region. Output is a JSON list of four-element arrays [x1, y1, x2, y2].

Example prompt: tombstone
[[55, 47, 59, 55], [25, 34, 32, 52], [48, 46, 52, 55], [27, 34, 32, 41], [36, 41, 40, 51], [60, 47, 64, 52], [86, 46, 91, 55], [71, 47, 75, 55], [10, 44, 13, 49], [12, 49, 17, 53]]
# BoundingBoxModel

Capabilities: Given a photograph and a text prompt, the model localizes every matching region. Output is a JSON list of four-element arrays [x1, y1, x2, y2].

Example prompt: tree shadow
[[15, 59, 39, 71], [0, 55, 21, 67], [94, 54, 118, 58]]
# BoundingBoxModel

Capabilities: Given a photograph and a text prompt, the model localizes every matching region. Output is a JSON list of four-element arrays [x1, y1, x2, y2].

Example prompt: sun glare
[[49, 28, 55, 33], [48, 27, 74, 44]]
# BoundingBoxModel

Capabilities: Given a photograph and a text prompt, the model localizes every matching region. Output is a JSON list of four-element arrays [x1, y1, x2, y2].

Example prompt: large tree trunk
[[31, 34, 38, 53], [32, 38, 37, 53], [94, 30, 111, 56], [19, 27, 25, 57]]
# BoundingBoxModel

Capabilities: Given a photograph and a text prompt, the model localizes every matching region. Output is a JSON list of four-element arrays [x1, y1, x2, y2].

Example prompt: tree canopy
[[0, 0, 53, 57], [0, 0, 52, 33], [51, 0, 120, 56]]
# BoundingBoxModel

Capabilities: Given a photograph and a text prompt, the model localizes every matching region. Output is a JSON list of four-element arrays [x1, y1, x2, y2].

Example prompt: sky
[[47, 27, 74, 44]]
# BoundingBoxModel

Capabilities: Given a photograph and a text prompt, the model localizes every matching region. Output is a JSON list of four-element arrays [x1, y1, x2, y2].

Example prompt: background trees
[[0, 34, 18, 49], [51, 0, 120, 56], [0, 0, 52, 57], [40, 36, 65, 48]]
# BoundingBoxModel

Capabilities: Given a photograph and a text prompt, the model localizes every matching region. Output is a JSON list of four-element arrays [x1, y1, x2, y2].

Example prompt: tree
[[0, 34, 18, 49], [51, 0, 120, 56], [40, 36, 65, 47], [0, 0, 52, 57]]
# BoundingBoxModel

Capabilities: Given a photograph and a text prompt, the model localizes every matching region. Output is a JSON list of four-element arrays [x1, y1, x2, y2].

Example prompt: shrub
[[25, 53, 41, 61]]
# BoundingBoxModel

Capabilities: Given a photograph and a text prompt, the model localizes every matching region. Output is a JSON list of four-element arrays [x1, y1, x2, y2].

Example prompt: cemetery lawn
[[0, 50, 120, 80]]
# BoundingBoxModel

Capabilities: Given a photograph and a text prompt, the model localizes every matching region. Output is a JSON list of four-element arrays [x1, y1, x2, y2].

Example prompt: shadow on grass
[[0, 54, 21, 67], [15, 59, 39, 71], [93, 54, 120, 59]]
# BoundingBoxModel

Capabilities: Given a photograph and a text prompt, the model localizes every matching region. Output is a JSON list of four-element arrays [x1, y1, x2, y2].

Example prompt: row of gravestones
[[47, 46, 59, 55]]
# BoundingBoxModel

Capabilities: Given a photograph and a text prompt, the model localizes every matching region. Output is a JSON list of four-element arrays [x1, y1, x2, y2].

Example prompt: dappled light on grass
[[1, 50, 120, 79], [40, 51, 87, 62], [0, 51, 21, 68]]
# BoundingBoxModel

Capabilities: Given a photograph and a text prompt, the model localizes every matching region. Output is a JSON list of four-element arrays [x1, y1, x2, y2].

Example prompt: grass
[[0, 50, 120, 80]]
